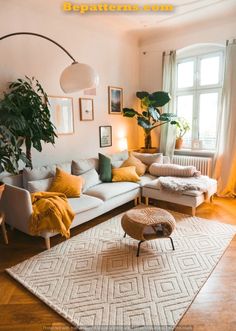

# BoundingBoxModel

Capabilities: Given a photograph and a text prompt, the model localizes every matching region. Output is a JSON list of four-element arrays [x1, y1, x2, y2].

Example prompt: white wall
[[0, 1, 139, 167], [138, 17, 236, 147]]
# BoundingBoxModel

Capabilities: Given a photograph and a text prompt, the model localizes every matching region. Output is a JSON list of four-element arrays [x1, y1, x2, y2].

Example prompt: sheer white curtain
[[213, 40, 236, 197], [160, 50, 177, 158]]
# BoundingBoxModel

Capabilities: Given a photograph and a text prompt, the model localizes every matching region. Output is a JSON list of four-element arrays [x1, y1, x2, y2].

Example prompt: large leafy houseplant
[[0, 125, 28, 174], [123, 91, 177, 149], [0, 77, 57, 169]]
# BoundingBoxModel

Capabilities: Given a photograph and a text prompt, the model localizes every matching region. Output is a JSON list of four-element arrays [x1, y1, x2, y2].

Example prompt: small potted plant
[[175, 117, 190, 149]]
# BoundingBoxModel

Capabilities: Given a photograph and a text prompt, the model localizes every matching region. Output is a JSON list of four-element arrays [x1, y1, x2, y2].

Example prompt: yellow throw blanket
[[30, 192, 75, 238]]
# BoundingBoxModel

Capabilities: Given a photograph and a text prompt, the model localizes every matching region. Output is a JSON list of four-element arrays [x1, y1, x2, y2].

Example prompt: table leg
[[137, 240, 144, 257], [169, 237, 175, 250]]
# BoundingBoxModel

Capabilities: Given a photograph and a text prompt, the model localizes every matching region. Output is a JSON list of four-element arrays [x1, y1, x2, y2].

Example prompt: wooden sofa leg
[[45, 238, 51, 250], [192, 207, 196, 216], [138, 196, 142, 204], [134, 197, 138, 206], [145, 197, 149, 206], [210, 195, 214, 203]]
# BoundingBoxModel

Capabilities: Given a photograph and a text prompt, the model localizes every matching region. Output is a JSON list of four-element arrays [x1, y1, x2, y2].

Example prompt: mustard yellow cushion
[[49, 168, 84, 198], [112, 166, 140, 182], [121, 154, 147, 176]]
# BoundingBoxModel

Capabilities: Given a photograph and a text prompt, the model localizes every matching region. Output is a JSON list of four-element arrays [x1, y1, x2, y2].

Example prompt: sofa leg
[[134, 197, 138, 206], [192, 207, 196, 216], [145, 197, 149, 206], [138, 196, 142, 204], [210, 195, 214, 203], [45, 237, 51, 250]]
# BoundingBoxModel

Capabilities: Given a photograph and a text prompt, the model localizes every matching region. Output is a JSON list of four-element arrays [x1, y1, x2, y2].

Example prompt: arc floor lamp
[[0, 32, 99, 93]]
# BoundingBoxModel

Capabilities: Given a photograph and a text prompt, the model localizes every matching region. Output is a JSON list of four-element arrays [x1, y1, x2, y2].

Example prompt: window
[[176, 51, 224, 150]]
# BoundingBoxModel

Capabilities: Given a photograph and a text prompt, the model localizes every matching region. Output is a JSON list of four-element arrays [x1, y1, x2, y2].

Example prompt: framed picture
[[48, 96, 74, 135], [99, 126, 112, 148], [79, 98, 94, 121], [108, 86, 123, 114]]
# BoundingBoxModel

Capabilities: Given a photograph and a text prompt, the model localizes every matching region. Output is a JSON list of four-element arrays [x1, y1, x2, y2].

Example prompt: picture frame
[[99, 126, 112, 148], [108, 86, 123, 114], [79, 98, 94, 121], [48, 96, 74, 135]]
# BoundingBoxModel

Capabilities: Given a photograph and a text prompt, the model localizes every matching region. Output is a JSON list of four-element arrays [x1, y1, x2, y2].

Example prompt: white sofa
[[0, 154, 217, 249]]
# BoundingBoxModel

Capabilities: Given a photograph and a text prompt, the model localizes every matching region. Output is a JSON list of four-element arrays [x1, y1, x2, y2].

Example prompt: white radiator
[[172, 155, 212, 176]]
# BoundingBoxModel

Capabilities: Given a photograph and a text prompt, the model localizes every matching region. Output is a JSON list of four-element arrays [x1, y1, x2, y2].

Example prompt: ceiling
[[4, 0, 236, 41]]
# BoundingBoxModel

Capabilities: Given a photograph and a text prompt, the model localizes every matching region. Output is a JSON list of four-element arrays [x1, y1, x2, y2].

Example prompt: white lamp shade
[[60, 62, 99, 93]]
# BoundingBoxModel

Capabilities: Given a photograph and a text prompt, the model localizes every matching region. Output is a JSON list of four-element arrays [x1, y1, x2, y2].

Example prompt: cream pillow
[[80, 168, 101, 192], [112, 166, 140, 182], [132, 152, 163, 166], [72, 158, 99, 175], [121, 155, 147, 176], [28, 177, 54, 193], [149, 163, 201, 177]]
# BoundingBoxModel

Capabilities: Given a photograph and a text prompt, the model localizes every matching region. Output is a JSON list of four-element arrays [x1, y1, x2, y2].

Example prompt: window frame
[[176, 50, 224, 151]]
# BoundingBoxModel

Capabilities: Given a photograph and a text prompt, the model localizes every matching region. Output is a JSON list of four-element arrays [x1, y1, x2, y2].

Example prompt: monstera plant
[[123, 91, 177, 149], [0, 77, 57, 169]]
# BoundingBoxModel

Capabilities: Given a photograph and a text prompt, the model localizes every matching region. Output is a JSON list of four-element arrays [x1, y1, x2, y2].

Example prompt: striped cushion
[[149, 163, 201, 177]]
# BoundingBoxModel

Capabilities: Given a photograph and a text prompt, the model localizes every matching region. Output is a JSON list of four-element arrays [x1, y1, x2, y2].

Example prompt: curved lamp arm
[[0, 32, 76, 63], [0, 31, 99, 93]]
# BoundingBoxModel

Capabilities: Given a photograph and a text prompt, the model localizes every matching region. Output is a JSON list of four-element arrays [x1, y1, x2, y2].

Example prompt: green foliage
[[123, 91, 175, 148], [0, 77, 57, 170], [0, 125, 29, 174], [175, 117, 190, 139]]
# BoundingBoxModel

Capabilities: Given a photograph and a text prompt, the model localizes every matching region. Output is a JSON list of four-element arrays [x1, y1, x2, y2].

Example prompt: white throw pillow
[[23, 165, 56, 190], [80, 168, 101, 192], [28, 177, 54, 193], [110, 150, 129, 162]]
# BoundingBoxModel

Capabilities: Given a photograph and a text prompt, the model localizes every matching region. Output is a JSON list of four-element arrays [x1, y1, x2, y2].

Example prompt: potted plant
[[0, 77, 57, 169], [175, 117, 190, 149], [123, 91, 177, 151]]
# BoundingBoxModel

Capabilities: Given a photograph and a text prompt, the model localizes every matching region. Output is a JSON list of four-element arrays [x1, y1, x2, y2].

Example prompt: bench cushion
[[85, 182, 139, 201], [68, 194, 103, 214]]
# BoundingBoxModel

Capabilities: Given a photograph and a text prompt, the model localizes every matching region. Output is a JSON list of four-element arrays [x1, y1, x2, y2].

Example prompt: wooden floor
[[0, 197, 235, 331]]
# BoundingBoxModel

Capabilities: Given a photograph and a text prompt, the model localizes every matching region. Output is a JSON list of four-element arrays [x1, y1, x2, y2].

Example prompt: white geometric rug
[[7, 212, 236, 331]]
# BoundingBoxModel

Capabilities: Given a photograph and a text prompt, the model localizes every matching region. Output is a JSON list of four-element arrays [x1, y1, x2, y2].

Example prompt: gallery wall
[[0, 1, 140, 167]]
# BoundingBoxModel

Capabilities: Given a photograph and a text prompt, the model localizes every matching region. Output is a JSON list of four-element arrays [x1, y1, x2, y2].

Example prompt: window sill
[[174, 149, 215, 158]]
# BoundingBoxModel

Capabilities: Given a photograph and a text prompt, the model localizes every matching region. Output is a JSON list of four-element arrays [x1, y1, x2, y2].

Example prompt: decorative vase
[[175, 138, 183, 149], [0, 182, 5, 200]]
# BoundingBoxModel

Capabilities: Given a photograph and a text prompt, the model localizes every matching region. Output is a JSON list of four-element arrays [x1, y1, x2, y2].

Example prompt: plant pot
[[0, 182, 5, 200], [175, 138, 183, 149], [139, 147, 159, 154]]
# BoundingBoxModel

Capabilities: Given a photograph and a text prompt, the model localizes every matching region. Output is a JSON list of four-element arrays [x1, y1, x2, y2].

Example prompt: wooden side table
[[0, 212, 8, 244]]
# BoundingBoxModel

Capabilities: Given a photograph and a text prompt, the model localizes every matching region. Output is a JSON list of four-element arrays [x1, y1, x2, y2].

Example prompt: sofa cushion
[[132, 152, 163, 166], [138, 174, 156, 187], [49, 168, 84, 198], [80, 168, 101, 192], [144, 179, 205, 197], [85, 182, 139, 201], [23, 165, 56, 190], [68, 194, 103, 214], [72, 158, 99, 175], [112, 166, 140, 182], [99, 153, 112, 182], [149, 163, 200, 177], [28, 177, 54, 193], [121, 155, 147, 176]]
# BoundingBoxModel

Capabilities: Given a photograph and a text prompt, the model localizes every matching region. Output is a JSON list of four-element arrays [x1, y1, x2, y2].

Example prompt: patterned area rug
[[7, 211, 236, 331]]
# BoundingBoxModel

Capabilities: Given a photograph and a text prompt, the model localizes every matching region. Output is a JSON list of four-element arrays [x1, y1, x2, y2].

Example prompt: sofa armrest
[[0, 184, 33, 235]]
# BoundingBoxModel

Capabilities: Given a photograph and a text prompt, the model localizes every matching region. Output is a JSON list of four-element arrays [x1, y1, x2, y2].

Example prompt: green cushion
[[99, 153, 112, 182]]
